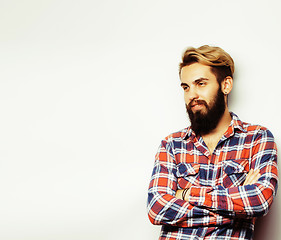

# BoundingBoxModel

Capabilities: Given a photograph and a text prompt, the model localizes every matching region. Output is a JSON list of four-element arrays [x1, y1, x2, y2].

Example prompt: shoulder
[[161, 128, 189, 143], [165, 128, 189, 140], [156, 128, 189, 156], [233, 113, 275, 140]]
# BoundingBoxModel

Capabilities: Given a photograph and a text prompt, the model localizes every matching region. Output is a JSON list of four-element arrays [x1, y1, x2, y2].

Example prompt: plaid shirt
[[147, 113, 278, 240]]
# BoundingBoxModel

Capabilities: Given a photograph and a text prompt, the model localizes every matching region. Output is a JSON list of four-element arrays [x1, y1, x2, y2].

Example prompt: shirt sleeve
[[147, 138, 234, 227], [188, 129, 278, 218]]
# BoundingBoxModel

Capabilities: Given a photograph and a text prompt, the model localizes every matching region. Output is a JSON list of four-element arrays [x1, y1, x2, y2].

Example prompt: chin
[[194, 109, 207, 115]]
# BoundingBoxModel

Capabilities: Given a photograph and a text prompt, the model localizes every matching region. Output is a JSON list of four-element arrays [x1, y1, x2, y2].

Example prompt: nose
[[187, 86, 199, 102]]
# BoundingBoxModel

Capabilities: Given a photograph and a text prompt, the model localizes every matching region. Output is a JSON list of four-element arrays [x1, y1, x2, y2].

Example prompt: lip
[[191, 103, 204, 111]]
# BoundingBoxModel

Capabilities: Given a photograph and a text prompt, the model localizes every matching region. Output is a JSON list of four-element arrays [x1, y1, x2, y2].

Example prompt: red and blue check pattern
[[147, 113, 278, 240]]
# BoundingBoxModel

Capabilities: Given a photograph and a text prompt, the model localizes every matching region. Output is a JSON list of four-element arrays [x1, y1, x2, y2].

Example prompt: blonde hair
[[179, 45, 235, 83]]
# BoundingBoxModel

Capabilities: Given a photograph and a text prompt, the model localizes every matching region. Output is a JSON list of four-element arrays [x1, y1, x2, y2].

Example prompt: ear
[[221, 76, 233, 95]]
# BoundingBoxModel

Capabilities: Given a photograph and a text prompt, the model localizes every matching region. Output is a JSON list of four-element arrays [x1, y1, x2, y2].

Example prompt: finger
[[247, 169, 259, 184], [249, 173, 260, 185], [252, 169, 261, 181], [251, 169, 260, 179], [244, 169, 256, 185], [244, 169, 253, 185], [253, 173, 261, 183], [244, 169, 260, 185], [175, 189, 183, 199]]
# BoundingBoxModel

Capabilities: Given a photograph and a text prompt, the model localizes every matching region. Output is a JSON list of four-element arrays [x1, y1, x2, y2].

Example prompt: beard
[[186, 87, 226, 136]]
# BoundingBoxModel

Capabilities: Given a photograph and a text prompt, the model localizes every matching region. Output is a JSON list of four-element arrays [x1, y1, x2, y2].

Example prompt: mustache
[[186, 99, 208, 110]]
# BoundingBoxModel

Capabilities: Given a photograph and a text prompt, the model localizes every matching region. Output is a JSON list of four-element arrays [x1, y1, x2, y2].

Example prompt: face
[[180, 63, 226, 135]]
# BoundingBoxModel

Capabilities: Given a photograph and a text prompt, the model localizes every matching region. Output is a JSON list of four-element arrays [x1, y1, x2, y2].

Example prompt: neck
[[200, 108, 232, 154]]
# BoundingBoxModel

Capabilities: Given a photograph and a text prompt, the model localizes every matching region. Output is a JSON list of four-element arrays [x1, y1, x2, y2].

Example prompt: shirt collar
[[230, 112, 247, 133], [183, 126, 194, 140], [183, 112, 247, 140]]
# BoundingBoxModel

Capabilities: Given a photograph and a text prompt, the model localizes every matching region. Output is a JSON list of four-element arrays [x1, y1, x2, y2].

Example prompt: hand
[[243, 169, 261, 186], [175, 188, 191, 201]]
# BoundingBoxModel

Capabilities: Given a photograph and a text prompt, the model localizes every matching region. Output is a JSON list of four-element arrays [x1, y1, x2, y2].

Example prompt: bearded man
[[147, 45, 278, 240]]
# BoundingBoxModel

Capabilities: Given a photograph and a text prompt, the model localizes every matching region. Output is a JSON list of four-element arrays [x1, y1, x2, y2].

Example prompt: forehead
[[180, 63, 216, 83]]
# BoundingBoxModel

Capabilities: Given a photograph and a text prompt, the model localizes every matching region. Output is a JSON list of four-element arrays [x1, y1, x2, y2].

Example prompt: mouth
[[191, 103, 204, 111], [191, 102, 202, 107], [186, 100, 208, 113]]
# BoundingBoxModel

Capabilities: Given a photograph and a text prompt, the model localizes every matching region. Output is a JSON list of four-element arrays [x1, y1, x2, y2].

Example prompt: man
[[147, 45, 278, 239]]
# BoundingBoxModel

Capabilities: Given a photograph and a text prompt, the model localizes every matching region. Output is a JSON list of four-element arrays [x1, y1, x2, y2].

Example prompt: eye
[[197, 81, 206, 86], [181, 84, 189, 91]]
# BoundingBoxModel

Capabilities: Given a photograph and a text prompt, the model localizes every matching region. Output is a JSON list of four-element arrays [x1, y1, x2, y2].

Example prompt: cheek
[[202, 88, 220, 104], [184, 93, 190, 104]]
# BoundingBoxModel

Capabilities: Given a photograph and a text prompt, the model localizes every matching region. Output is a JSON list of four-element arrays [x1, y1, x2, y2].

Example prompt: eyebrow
[[180, 77, 209, 87], [180, 82, 189, 88]]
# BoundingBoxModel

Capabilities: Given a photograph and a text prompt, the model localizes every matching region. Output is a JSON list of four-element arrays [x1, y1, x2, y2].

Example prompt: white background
[[0, 0, 280, 239]]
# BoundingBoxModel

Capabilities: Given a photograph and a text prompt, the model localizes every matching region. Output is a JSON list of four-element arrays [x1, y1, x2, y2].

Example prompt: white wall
[[0, 0, 280, 239]]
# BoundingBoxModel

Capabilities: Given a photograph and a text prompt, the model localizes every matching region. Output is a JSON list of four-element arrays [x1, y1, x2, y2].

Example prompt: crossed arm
[[175, 169, 261, 202], [147, 161, 269, 227]]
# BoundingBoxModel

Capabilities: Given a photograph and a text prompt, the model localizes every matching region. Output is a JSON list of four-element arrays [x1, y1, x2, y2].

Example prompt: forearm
[[148, 161, 234, 226], [177, 166, 277, 219], [188, 174, 278, 218], [147, 188, 234, 227], [147, 156, 233, 227]]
